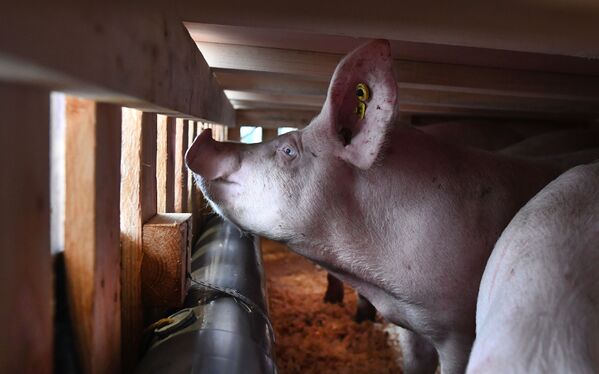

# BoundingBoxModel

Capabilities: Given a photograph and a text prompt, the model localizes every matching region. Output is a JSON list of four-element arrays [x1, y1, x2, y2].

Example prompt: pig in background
[[186, 40, 577, 373], [467, 162, 599, 374]]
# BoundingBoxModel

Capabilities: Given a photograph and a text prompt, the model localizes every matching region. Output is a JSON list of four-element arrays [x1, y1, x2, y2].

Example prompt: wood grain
[[120, 108, 157, 371], [156, 115, 175, 213], [141, 213, 192, 307], [64, 97, 121, 374], [174, 118, 189, 213], [0, 4, 234, 125], [0, 82, 52, 374]]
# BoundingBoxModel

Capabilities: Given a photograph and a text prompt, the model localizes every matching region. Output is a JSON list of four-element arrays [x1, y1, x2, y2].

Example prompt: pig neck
[[290, 126, 559, 328]]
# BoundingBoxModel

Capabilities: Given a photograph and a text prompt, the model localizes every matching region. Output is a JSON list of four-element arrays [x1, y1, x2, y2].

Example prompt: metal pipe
[[135, 215, 276, 374]]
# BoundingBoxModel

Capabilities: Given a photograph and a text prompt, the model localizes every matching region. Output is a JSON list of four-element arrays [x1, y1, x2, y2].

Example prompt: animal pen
[[1, 2, 599, 374]]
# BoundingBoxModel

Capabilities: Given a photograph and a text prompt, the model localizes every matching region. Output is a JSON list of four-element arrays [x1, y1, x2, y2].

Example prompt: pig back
[[468, 162, 599, 374]]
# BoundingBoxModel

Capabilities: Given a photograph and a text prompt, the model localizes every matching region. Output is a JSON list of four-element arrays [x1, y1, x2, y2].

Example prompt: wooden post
[[120, 109, 157, 371], [262, 127, 278, 141], [156, 115, 176, 213], [174, 118, 188, 213], [228, 126, 241, 141], [64, 98, 121, 374], [0, 82, 52, 374]]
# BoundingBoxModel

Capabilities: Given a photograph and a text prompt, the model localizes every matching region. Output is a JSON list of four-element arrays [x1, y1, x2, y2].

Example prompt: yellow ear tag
[[355, 83, 370, 120]]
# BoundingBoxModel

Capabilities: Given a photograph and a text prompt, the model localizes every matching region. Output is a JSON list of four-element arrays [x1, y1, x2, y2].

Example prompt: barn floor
[[261, 239, 403, 374]]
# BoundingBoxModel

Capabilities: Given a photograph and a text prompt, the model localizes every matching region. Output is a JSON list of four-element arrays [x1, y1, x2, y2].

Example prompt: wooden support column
[[64, 98, 121, 374], [156, 115, 176, 213], [262, 127, 278, 141], [0, 83, 52, 374], [228, 126, 241, 141], [174, 118, 189, 213], [120, 109, 157, 371]]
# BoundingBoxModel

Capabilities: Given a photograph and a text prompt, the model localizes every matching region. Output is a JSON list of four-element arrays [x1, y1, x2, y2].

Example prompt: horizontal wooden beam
[[198, 42, 599, 102], [179, 0, 599, 58], [0, 4, 234, 125], [236, 109, 318, 128], [225, 86, 599, 119]]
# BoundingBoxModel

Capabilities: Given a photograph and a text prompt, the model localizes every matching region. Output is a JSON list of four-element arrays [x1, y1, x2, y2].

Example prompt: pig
[[467, 162, 599, 373], [186, 40, 560, 374]]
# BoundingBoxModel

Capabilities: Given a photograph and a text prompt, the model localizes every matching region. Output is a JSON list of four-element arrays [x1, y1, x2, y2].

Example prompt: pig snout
[[185, 129, 241, 181]]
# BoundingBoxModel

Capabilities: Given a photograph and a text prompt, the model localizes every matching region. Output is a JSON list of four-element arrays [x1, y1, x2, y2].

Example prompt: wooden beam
[[187, 121, 196, 214], [0, 82, 52, 374], [262, 127, 278, 140], [141, 214, 192, 308], [217, 70, 599, 117], [215, 70, 329, 96], [174, 118, 189, 213], [236, 109, 318, 128], [225, 89, 323, 108], [120, 109, 157, 371], [180, 0, 599, 58], [228, 126, 241, 141], [0, 4, 234, 125], [156, 115, 176, 213], [64, 98, 121, 374], [186, 23, 599, 76], [197, 42, 599, 102]]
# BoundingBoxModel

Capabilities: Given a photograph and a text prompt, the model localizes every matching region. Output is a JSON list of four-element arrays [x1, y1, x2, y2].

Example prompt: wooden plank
[[64, 98, 121, 374], [174, 118, 189, 213], [120, 109, 157, 371], [142, 213, 192, 308], [187, 121, 196, 213], [181, 1, 599, 58], [0, 82, 52, 374], [156, 115, 176, 213], [187, 23, 599, 76], [262, 127, 278, 140], [228, 126, 241, 141], [237, 109, 318, 128], [218, 71, 599, 116], [197, 42, 599, 102], [0, 4, 235, 125]]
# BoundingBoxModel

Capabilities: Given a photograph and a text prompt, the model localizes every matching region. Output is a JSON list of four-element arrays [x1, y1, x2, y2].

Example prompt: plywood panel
[[120, 109, 157, 371], [64, 98, 121, 374], [0, 82, 52, 374]]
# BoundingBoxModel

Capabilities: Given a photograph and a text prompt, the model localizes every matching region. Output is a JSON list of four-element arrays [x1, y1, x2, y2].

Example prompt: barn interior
[[1, 1, 599, 373]]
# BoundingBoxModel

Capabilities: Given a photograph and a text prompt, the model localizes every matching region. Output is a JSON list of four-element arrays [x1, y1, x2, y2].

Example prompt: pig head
[[186, 39, 400, 243]]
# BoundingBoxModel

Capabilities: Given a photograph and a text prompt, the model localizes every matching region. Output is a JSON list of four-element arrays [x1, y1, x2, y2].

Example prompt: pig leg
[[354, 293, 377, 323], [399, 328, 439, 374], [323, 273, 344, 304]]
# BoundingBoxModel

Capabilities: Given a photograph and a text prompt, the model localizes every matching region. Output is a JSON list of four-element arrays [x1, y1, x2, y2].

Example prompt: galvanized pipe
[[135, 215, 276, 374]]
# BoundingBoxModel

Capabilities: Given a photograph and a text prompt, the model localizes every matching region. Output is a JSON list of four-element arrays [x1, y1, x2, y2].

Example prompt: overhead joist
[[236, 108, 318, 128], [224, 85, 599, 117], [197, 42, 599, 102], [0, 4, 234, 125]]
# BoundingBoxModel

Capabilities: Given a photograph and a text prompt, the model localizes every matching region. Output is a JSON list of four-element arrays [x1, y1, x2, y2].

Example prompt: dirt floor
[[261, 239, 403, 374]]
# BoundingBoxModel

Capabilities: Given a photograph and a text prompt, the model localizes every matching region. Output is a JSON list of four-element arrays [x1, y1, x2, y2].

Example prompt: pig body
[[467, 162, 599, 374], [187, 40, 559, 373]]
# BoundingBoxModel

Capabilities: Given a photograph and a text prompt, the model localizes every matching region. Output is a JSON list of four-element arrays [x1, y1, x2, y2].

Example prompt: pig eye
[[280, 145, 297, 159]]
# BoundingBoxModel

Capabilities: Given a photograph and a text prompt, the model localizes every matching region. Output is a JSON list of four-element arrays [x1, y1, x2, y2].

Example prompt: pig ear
[[320, 39, 399, 169]]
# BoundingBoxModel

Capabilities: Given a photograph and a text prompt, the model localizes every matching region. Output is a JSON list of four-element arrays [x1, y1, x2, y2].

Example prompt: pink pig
[[186, 40, 559, 373], [467, 162, 599, 373]]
